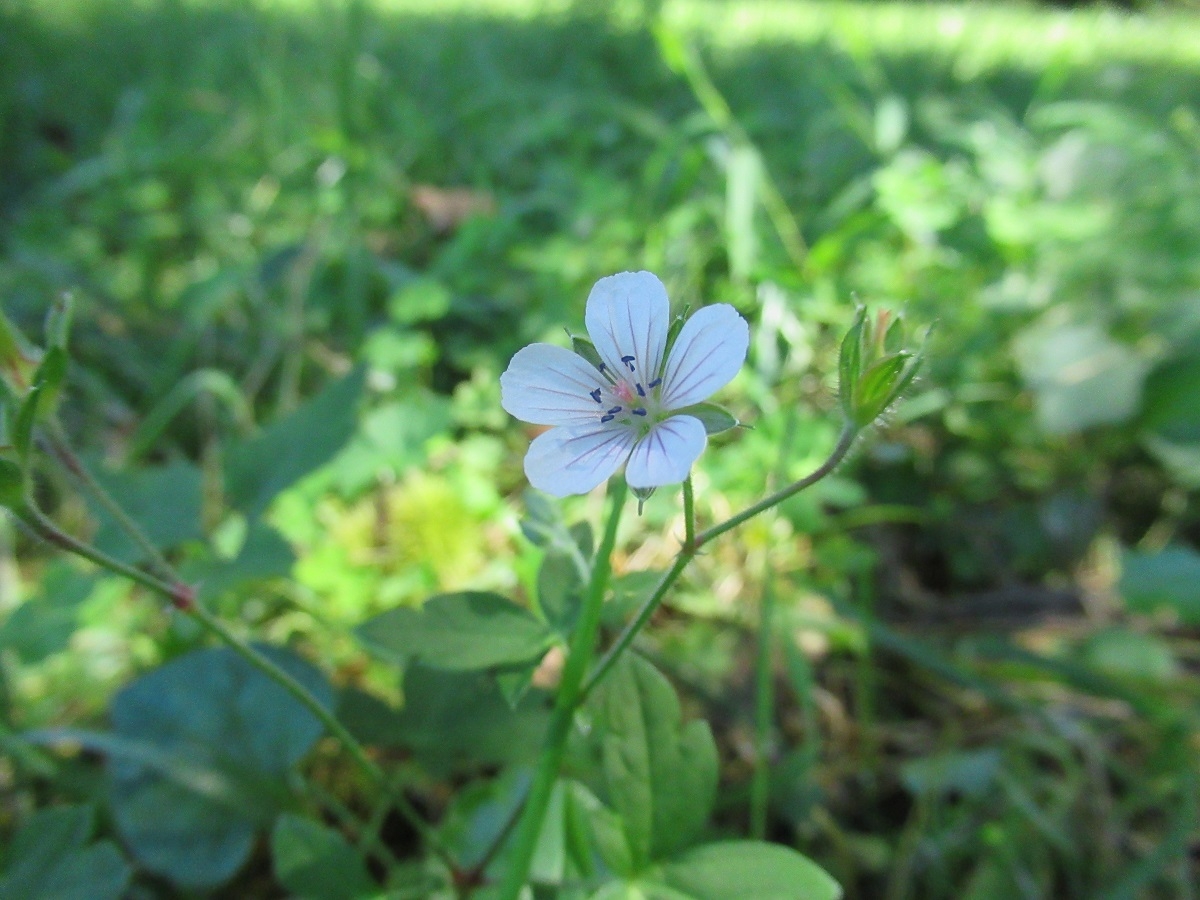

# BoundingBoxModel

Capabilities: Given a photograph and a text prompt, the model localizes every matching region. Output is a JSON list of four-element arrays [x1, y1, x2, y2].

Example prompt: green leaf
[[537, 521, 592, 637], [675, 403, 738, 435], [104, 645, 333, 889], [0, 805, 132, 900], [657, 841, 842, 900], [88, 461, 204, 564], [337, 669, 548, 774], [271, 814, 378, 900], [0, 457, 25, 508], [1121, 546, 1200, 624], [32, 345, 68, 404], [725, 141, 762, 282], [1141, 354, 1200, 443], [1013, 316, 1151, 435], [591, 655, 717, 870], [357, 592, 555, 672], [188, 522, 296, 603], [224, 368, 365, 518], [0, 564, 94, 664]]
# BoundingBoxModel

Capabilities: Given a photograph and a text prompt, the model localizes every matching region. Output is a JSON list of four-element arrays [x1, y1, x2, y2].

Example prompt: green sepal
[[676, 403, 739, 435], [660, 306, 690, 378], [854, 353, 912, 425], [11, 347, 69, 460], [838, 307, 867, 419], [631, 485, 656, 515], [12, 385, 42, 461], [571, 334, 606, 372]]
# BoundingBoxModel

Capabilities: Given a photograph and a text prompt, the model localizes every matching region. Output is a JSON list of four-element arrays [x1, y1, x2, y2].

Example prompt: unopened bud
[[838, 306, 927, 428]]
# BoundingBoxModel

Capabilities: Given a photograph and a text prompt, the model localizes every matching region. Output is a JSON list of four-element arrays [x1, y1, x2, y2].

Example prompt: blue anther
[[635, 383, 646, 397], [621, 355, 636, 371], [648, 377, 662, 388], [600, 414, 615, 423], [589, 388, 602, 403], [632, 408, 647, 416]]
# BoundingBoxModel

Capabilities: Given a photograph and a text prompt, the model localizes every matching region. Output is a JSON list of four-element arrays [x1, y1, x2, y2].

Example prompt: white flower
[[500, 271, 749, 497]]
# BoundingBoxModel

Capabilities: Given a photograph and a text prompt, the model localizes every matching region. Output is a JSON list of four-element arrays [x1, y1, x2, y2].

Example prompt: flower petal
[[584, 271, 670, 382], [660, 304, 749, 408], [524, 424, 637, 497], [501, 343, 608, 426], [624, 415, 707, 489]]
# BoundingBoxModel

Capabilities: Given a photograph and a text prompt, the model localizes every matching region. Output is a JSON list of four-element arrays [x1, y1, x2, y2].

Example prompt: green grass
[[2, 0, 1200, 897]]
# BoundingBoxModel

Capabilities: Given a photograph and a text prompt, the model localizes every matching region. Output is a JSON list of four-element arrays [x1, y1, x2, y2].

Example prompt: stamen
[[635, 383, 645, 397], [648, 378, 662, 388], [621, 355, 636, 371], [608, 406, 623, 414], [632, 408, 647, 416], [589, 388, 602, 404], [600, 414, 615, 423]]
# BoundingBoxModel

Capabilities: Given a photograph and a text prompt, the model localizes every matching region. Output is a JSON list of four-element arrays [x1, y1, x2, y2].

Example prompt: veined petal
[[624, 415, 707, 489], [501, 343, 607, 426], [660, 304, 749, 409], [524, 424, 637, 497], [584, 271, 670, 382]]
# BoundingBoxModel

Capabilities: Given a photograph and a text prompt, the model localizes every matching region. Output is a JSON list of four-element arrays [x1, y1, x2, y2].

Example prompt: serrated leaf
[[357, 592, 555, 672], [591, 655, 717, 870], [657, 841, 842, 900]]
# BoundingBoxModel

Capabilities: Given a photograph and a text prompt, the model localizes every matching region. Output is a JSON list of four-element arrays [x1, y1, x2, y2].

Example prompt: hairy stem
[[584, 423, 858, 699]]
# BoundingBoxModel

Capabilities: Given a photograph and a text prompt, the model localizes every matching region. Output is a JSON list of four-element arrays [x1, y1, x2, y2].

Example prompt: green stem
[[497, 479, 627, 900], [694, 424, 857, 549], [18, 503, 180, 600], [682, 474, 696, 550], [583, 423, 858, 699], [19, 475, 455, 870]]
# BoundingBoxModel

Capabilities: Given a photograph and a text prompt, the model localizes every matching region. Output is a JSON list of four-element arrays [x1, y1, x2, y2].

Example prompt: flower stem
[[682, 474, 696, 550], [17, 503, 181, 600], [583, 423, 858, 699], [497, 478, 627, 899], [19, 445, 457, 870], [694, 424, 858, 549]]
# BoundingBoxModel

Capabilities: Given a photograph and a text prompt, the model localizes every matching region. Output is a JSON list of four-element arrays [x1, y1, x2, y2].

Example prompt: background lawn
[[2, 1, 1199, 897]]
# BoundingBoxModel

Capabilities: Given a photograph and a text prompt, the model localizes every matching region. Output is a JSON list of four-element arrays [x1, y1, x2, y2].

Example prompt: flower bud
[[838, 306, 927, 428]]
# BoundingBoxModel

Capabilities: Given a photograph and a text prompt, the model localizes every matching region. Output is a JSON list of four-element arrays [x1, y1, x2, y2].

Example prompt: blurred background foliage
[[2, 0, 1199, 897]]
